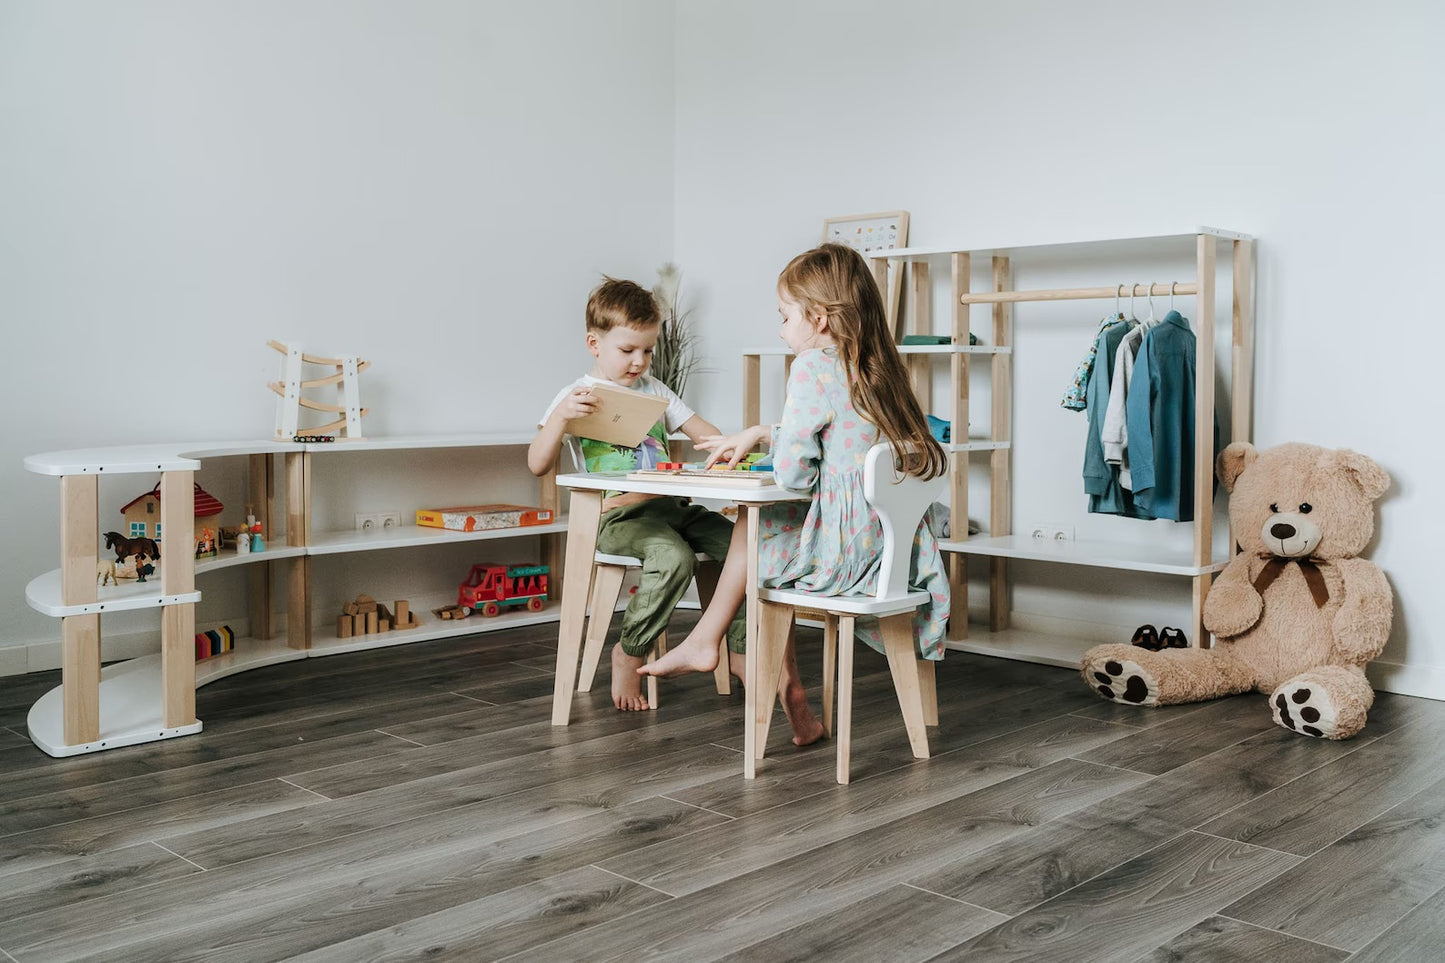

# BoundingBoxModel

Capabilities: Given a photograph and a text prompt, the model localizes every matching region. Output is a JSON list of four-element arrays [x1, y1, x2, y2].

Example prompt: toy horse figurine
[[103, 531, 161, 563]]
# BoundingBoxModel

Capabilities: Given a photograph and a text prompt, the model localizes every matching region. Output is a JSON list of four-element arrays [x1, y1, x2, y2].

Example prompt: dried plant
[[650, 262, 708, 400]]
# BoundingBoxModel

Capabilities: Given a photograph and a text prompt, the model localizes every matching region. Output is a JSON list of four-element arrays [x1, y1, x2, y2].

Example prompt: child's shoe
[[1130, 624, 1161, 651]]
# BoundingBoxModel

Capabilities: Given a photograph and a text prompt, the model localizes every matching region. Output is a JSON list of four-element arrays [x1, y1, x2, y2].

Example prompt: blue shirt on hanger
[[1126, 310, 1216, 521]]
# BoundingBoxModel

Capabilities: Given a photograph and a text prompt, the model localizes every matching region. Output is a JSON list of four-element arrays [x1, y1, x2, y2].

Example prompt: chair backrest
[[863, 442, 947, 600]]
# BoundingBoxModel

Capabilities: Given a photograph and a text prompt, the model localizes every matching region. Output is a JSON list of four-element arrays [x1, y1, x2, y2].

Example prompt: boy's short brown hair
[[586, 276, 661, 333]]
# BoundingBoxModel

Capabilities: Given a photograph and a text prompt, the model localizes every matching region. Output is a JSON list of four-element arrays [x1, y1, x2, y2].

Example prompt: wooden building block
[[379, 619, 390, 632], [353, 613, 365, 636], [356, 601, 378, 614], [377, 603, 394, 624], [366, 611, 378, 634], [343, 602, 359, 616], [394, 600, 410, 626], [337, 615, 352, 638]]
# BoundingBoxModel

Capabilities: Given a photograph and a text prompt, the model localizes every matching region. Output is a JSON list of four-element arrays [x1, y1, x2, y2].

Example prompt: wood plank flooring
[[2, 614, 1444, 961]]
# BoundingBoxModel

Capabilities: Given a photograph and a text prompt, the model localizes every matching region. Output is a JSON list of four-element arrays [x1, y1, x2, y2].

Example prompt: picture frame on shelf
[[822, 210, 909, 333], [821, 210, 909, 255]]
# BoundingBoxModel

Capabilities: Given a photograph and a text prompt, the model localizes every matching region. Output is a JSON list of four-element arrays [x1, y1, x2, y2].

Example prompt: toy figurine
[[236, 529, 251, 554], [250, 524, 265, 552], [134, 553, 155, 583]]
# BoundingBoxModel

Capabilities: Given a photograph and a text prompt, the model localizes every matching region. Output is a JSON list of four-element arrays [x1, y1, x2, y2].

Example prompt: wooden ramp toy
[[267, 340, 371, 439]]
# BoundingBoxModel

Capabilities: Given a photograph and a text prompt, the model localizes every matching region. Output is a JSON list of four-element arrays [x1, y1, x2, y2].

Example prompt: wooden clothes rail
[[959, 281, 1198, 304]]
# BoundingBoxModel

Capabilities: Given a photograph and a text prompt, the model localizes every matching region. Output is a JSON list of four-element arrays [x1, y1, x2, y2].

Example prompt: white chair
[[754, 442, 944, 783], [576, 551, 731, 708]]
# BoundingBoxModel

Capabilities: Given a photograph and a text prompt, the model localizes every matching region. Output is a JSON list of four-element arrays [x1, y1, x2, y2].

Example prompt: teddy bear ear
[[1215, 442, 1258, 492], [1321, 448, 1392, 501]]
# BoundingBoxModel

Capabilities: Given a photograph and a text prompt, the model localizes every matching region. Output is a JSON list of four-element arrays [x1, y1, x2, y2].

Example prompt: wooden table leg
[[552, 490, 602, 726], [743, 503, 761, 778]]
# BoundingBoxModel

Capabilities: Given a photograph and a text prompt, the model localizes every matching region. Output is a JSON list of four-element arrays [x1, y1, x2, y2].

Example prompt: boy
[[529, 276, 744, 711]]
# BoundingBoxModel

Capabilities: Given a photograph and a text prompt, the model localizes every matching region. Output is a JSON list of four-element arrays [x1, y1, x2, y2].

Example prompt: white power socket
[[1029, 522, 1075, 542], [378, 511, 402, 530], [355, 512, 380, 532]]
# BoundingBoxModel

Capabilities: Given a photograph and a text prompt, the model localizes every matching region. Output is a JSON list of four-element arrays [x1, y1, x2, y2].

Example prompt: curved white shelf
[[940, 534, 1230, 577], [25, 570, 202, 617], [27, 656, 203, 757], [306, 520, 569, 555], [23, 433, 539, 477], [194, 545, 308, 575]]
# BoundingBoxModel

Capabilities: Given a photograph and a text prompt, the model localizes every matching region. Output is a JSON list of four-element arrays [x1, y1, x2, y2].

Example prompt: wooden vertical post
[[909, 260, 933, 412], [1192, 234, 1218, 642], [247, 453, 273, 640], [285, 451, 311, 650], [159, 470, 196, 729], [539, 465, 563, 601], [949, 252, 971, 640], [1230, 239, 1256, 560], [60, 474, 100, 746], [743, 353, 760, 432], [990, 255, 1013, 631]]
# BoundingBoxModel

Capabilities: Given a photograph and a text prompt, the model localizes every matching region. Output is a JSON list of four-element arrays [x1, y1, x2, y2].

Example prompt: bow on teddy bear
[[1082, 442, 1393, 739]]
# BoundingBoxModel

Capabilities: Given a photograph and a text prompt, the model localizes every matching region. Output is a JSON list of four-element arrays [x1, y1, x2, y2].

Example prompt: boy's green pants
[[594, 496, 746, 657]]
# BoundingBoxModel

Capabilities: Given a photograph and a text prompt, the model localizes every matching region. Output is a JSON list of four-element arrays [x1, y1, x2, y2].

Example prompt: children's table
[[551, 471, 810, 777]]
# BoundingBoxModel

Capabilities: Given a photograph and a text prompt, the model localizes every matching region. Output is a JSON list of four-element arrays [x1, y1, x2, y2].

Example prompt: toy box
[[415, 504, 554, 533]]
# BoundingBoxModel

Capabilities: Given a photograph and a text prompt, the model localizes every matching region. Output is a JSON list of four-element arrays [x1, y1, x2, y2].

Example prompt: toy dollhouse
[[121, 481, 224, 557]]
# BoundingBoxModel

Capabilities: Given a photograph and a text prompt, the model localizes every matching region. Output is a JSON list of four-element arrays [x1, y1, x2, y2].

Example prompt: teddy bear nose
[[1270, 522, 1296, 540]]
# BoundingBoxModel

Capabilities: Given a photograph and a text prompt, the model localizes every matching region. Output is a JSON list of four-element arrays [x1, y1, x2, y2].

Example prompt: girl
[[641, 243, 950, 746]]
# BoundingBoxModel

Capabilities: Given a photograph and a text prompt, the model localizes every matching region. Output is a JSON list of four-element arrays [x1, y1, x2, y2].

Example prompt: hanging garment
[[1060, 314, 1121, 411], [1126, 310, 1216, 522], [1101, 321, 1147, 488], [1083, 319, 1153, 519]]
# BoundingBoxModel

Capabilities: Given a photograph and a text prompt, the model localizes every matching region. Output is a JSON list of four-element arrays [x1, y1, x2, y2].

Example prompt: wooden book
[[566, 383, 668, 447]]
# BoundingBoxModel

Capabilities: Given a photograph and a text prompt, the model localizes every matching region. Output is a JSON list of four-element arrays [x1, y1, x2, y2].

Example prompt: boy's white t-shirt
[[540, 374, 694, 473]]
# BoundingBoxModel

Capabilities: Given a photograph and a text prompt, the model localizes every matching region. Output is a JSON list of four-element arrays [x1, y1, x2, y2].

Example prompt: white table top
[[556, 471, 810, 504]]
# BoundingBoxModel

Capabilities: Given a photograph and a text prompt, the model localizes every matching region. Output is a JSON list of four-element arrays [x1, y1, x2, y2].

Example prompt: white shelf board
[[940, 534, 1230, 576], [306, 520, 568, 555], [865, 226, 1253, 260], [26, 570, 202, 617], [943, 627, 1096, 670], [742, 344, 1008, 356], [27, 655, 203, 757], [195, 544, 307, 575], [23, 433, 541, 476]]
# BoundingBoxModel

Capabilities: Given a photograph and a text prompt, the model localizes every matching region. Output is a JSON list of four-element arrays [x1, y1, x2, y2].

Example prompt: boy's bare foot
[[638, 631, 721, 679], [782, 679, 825, 746], [612, 644, 649, 710]]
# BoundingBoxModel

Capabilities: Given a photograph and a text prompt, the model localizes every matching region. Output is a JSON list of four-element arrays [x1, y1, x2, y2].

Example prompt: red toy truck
[[457, 563, 549, 617]]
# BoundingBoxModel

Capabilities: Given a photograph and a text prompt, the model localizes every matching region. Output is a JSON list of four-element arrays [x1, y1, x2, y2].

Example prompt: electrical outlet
[[355, 512, 380, 532], [1028, 522, 1075, 542], [379, 511, 402, 530]]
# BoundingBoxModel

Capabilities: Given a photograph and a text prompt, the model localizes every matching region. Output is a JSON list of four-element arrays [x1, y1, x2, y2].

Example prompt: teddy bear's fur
[[1081, 442, 1392, 739]]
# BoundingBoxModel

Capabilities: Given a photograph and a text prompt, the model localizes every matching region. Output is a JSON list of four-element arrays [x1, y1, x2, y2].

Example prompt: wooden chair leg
[[755, 600, 794, 760], [821, 616, 837, 737], [577, 563, 626, 692], [695, 561, 730, 695], [918, 658, 938, 726], [645, 632, 666, 709], [880, 613, 930, 760], [836, 615, 855, 784]]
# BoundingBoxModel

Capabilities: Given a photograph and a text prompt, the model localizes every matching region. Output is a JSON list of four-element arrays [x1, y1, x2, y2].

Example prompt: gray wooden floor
[[3, 614, 1445, 962]]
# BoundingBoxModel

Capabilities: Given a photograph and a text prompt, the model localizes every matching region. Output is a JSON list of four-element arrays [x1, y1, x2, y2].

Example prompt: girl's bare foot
[[637, 631, 721, 679], [612, 644, 649, 710], [781, 679, 825, 746]]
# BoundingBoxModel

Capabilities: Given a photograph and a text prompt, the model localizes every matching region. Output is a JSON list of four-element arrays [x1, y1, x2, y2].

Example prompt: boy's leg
[[596, 500, 697, 710], [641, 516, 749, 678]]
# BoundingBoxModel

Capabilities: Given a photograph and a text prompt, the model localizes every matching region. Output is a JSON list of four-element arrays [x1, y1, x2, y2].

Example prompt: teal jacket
[[1125, 311, 1216, 521], [1083, 319, 1153, 519]]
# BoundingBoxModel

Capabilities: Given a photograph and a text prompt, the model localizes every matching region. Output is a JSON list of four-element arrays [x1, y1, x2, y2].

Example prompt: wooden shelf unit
[[744, 228, 1255, 667], [22, 434, 564, 757]]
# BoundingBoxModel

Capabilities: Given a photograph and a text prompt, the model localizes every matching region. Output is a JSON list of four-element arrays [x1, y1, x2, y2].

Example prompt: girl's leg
[[777, 628, 824, 746], [640, 518, 749, 677]]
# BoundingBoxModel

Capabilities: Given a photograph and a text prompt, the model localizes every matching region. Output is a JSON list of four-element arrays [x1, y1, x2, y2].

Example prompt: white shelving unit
[[22, 434, 564, 757]]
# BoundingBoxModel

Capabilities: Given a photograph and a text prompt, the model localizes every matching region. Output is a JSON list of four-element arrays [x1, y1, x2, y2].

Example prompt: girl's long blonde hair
[[779, 243, 947, 480]]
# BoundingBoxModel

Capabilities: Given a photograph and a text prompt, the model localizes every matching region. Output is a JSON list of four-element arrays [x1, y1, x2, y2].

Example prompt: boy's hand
[[697, 425, 769, 468], [553, 387, 599, 423]]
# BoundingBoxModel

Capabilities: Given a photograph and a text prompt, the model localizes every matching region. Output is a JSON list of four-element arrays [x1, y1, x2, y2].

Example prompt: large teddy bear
[[1082, 442, 1392, 739]]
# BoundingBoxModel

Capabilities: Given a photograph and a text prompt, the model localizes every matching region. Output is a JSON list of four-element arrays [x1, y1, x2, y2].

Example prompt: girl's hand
[[696, 425, 769, 468], [553, 387, 599, 422]]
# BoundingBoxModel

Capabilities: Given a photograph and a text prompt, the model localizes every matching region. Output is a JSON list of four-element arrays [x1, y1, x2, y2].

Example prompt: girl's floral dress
[[758, 347, 950, 659]]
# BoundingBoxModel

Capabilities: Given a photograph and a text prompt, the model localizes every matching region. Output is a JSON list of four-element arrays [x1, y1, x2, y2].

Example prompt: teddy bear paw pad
[[1273, 683, 1338, 738], [1087, 658, 1159, 706]]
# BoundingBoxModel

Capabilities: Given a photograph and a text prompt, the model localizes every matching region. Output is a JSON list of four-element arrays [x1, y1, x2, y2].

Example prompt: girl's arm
[[770, 358, 830, 492]]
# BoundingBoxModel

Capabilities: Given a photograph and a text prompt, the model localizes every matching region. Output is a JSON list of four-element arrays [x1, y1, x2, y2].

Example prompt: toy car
[[457, 563, 549, 617], [293, 434, 337, 443]]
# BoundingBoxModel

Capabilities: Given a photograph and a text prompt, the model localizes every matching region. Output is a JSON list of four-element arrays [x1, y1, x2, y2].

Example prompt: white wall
[[0, 0, 675, 672], [671, 0, 1445, 694]]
